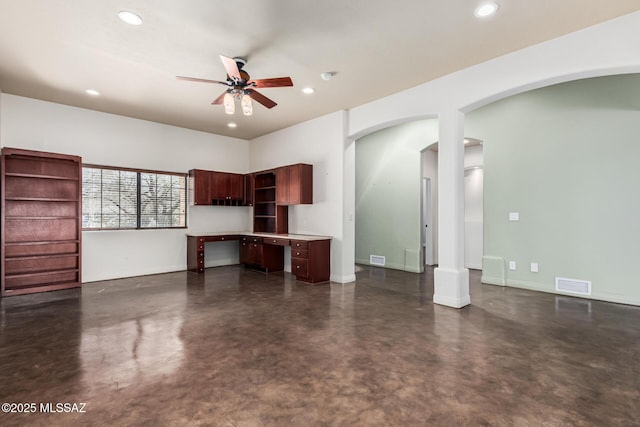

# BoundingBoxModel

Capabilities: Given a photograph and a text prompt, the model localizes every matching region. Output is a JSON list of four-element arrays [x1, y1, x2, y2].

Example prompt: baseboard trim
[[481, 275, 506, 286], [331, 274, 356, 284]]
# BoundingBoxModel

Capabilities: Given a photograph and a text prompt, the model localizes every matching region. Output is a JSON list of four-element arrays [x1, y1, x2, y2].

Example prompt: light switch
[[509, 212, 520, 221], [530, 262, 539, 273], [509, 261, 516, 271]]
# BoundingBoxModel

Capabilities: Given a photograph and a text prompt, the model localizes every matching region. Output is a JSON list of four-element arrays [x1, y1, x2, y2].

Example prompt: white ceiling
[[0, 1, 638, 140]]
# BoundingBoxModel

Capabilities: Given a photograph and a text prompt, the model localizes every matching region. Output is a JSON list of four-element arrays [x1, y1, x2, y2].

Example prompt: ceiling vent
[[555, 277, 591, 296], [370, 255, 386, 267]]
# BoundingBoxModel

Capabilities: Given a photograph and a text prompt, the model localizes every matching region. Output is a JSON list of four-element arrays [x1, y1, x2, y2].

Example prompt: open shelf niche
[[253, 171, 288, 234]]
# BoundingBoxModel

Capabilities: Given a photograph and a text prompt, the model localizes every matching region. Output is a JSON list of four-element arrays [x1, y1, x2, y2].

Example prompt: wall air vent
[[555, 277, 591, 296], [370, 255, 386, 266]]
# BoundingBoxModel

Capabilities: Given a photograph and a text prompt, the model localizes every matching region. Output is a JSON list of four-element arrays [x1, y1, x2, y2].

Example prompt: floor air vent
[[555, 277, 591, 296], [370, 255, 386, 266]]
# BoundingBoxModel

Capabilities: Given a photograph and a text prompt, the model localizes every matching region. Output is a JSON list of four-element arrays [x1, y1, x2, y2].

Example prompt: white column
[[434, 109, 470, 308]]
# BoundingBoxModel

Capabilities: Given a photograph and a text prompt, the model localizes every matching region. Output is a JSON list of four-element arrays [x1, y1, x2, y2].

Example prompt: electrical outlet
[[530, 262, 539, 273], [509, 212, 520, 221], [509, 261, 516, 271]]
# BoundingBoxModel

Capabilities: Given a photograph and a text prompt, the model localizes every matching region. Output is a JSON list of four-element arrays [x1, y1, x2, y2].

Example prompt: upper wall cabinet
[[189, 169, 244, 206], [189, 169, 212, 206], [211, 172, 244, 204], [244, 173, 254, 206], [276, 164, 313, 206]]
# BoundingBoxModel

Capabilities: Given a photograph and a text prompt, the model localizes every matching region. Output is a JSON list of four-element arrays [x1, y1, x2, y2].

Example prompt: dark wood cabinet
[[239, 236, 283, 272], [276, 164, 313, 206], [244, 173, 254, 206], [291, 239, 330, 283], [1, 148, 82, 297], [275, 166, 289, 205], [189, 169, 212, 206], [211, 172, 243, 203], [189, 169, 244, 206], [187, 233, 328, 282]]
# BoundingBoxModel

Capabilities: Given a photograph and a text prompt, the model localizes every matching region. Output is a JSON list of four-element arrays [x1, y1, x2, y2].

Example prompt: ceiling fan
[[177, 55, 293, 116]]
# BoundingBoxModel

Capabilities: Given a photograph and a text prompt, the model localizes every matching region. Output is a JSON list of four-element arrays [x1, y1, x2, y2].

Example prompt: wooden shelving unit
[[1, 148, 82, 297], [253, 171, 288, 234]]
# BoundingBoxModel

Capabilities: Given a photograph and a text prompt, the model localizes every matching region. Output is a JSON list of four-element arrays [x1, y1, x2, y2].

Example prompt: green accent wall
[[466, 74, 640, 305], [355, 119, 438, 272]]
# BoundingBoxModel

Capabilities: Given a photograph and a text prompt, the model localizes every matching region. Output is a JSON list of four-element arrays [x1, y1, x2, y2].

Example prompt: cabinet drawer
[[265, 237, 290, 246], [291, 240, 308, 250], [291, 258, 308, 277], [292, 249, 309, 259]]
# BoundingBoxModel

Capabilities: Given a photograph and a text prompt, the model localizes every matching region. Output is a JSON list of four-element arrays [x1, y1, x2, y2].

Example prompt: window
[[82, 165, 186, 230]]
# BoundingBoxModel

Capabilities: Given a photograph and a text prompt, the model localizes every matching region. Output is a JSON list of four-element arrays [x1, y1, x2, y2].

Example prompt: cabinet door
[[248, 243, 263, 265], [288, 164, 313, 204], [210, 172, 228, 200], [190, 169, 212, 205], [275, 166, 289, 205], [244, 173, 254, 206], [228, 173, 244, 201], [240, 240, 250, 264]]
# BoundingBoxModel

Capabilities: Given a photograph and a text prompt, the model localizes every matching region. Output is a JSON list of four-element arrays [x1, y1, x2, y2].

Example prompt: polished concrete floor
[[1, 265, 639, 426]]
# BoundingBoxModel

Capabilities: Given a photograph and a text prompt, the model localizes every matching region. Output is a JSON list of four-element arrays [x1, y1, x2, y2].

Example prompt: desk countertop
[[186, 231, 332, 241]]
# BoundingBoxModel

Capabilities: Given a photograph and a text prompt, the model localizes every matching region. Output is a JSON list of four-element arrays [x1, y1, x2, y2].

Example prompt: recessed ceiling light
[[227, 122, 237, 128], [85, 89, 100, 96], [475, 2, 499, 18], [118, 10, 143, 25], [302, 87, 315, 94]]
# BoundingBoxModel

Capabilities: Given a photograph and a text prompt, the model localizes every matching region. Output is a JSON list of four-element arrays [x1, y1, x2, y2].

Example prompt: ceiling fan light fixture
[[118, 10, 143, 25], [241, 94, 253, 116], [320, 72, 336, 81], [224, 92, 235, 114]]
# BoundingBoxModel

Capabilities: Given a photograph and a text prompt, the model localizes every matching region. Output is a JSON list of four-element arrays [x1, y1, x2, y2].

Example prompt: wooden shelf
[[5, 268, 79, 278], [6, 253, 79, 260], [255, 185, 276, 190], [2, 148, 82, 297], [5, 197, 79, 202], [5, 172, 79, 181], [5, 239, 80, 246], [6, 216, 78, 220]]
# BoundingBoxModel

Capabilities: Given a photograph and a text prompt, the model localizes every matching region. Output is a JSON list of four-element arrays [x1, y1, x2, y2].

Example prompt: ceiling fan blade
[[248, 77, 293, 88], [248, 90, 277, 109], [219, 55, 241, 80], [211, 91, 227, 105], [176, 76, 227, 85]]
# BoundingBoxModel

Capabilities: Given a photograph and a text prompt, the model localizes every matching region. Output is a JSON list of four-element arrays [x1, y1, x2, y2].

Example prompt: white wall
[[0, 94, 251, 282], [467, 74, 640, 305], [355, 119, 439, 272], [422, 144, 483, 269], [249, 111, 352, 283], [344, 11, 640, 307]]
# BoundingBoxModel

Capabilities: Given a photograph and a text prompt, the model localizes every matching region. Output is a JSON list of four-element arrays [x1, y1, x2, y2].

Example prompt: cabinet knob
[[273, 240, 277, 243], [221, 237, 225, 240], [296, 265, 300, 269]]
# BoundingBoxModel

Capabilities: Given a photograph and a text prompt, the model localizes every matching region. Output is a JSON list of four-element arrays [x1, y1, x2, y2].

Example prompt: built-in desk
[[186, 231, 331, 284]]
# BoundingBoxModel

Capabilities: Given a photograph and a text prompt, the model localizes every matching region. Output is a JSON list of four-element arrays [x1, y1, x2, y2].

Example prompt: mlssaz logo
[[40, 402, 87, 413]]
